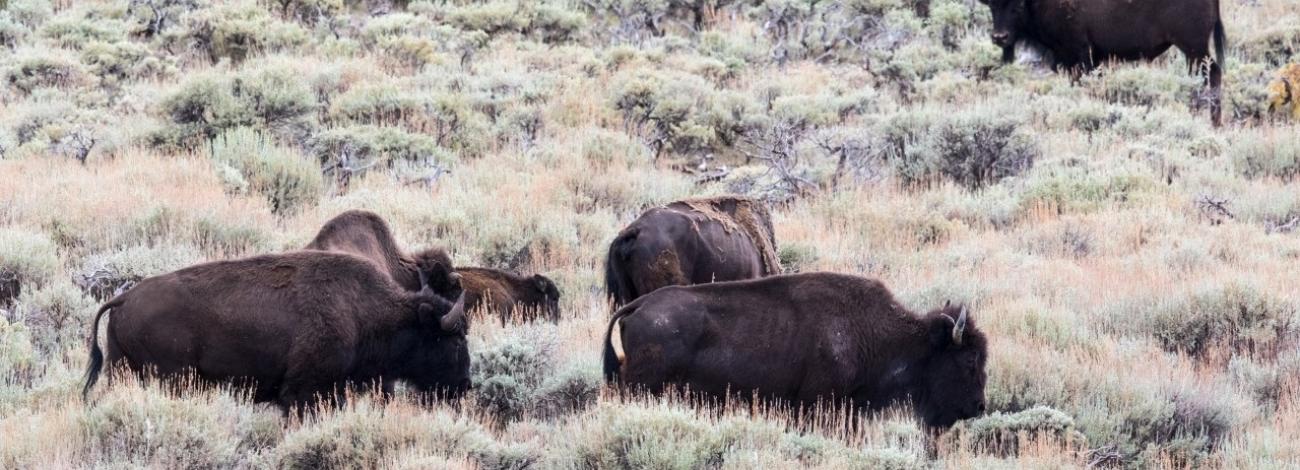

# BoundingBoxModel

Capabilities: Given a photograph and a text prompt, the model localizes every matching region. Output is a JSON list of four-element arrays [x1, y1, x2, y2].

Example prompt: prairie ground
[[1, 0, 1299, 468]]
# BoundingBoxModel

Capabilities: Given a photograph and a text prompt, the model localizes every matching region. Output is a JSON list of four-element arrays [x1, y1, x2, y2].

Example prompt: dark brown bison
[[603, 272, 988, 429], [82, 251, 470, 412], [982, 0, 1226, 125], [605, 195, 780, 309], [458, 267, 561, 324], [304, 209, 460, 296]]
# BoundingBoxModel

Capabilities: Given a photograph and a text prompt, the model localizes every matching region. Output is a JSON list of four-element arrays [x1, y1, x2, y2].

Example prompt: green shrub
[[154, 64, 317, 147], [1088, 64, 1199, 108], [1230, 129, 1300, 181], [778, 242, 818, 273], [1240, 20, 1300, 66], [1147, 282, 1298, 357], [40, 16, 128, 49], [881, 106, 1039, 189], [0, 12, 30, 48], [75, 243, 202, 300], [1019, 157, 1159, 213], [81, 386, 274, 468], [154, 72, 249, 145], [534, 361, 601, 419], [4, 49, 86, 95], [1228, 351, 1300, 409], [183, 1, 309, 63], [210, 127, 322, 214], [471, 332, 555, 421], [0, 228, 60, 306], [11, 282, 95, 354], [309, 125, 453, 181], [5, 0, 52, 28], [0, 318, 37, 389], [943, 406, 1087, 456]]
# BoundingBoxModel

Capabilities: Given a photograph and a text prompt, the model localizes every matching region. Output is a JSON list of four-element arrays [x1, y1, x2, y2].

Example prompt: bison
[[603, 272, 988, 429], [458, 267, 561, 324], [981, 0, 1227, 125], [82, 251, 470, 412], [605, 195, 780, 309], [304, 209, 460, 296]]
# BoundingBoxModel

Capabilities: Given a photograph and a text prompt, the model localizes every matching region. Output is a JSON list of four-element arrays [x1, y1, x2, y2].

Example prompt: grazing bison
[[605, 195, 780, 309], [304, 209, 460, 296], [981, 0, 1227, 125], [603, 272, 988, 429], [82, 251, 470, 412], [458, 267, 562, 323]]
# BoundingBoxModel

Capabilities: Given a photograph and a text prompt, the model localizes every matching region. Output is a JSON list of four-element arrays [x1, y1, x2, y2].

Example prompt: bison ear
[[532, 275, 553, 295], [928, 314, 957, 349]]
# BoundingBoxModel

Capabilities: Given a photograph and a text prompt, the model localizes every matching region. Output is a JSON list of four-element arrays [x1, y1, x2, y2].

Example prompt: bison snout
[[991, 31, 1012, 47]]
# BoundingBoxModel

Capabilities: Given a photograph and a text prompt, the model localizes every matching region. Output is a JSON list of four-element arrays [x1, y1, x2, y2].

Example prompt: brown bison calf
[[458, 267, 561, 323], [605, 195, 780, 309], [82, 251, 470, 413], [604, 272, 988, 429]]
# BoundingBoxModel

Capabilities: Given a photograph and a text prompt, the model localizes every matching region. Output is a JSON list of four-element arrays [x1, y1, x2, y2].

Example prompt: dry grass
[[1, 0, 1299, 468]]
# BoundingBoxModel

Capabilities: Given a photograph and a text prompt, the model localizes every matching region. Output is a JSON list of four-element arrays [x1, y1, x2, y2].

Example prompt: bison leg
[[1209, 60, 1223, 127]]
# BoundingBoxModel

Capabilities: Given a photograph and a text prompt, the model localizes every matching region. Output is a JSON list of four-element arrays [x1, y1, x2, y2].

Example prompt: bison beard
[[981, 0, 1227, 126], [605, 195, 780, 309], [82, 251, 471, 414], [603, 272, 989, 429]]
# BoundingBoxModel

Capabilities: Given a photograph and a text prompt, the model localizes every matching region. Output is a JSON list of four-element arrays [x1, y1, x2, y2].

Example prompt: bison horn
[[952, 306, 968, 346], [439, 294, 466, 333]]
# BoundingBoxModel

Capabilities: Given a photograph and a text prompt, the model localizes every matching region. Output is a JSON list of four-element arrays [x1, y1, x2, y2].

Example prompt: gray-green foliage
[[75, 243, 202, 300], [181, 1, 309, 63], [944, 406, 1087, 456], [154, 63, 317, 147], [471, 329, 598, 423], [210, 128, 322, 214], [882, 106, 1039, 189], [1231, 129, 1300, 181], [0, 228, 60, 305]]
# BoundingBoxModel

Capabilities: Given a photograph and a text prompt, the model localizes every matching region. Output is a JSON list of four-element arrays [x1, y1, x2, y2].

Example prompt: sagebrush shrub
[[210, 127, 322, 214], [4, 49, 86, 95], [75, 243, 202, 300], [1230, 129, 1300, 181], [943, 406, 1087, 456], [882, 106, 1039, 189], [1147, 282, 1298, 358], [183, 1, 309, 63], [0, 228, 60, 306]]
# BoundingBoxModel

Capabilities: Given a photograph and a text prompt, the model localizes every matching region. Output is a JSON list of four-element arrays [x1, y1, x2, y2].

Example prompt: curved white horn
[[952, 306, 968, 346]]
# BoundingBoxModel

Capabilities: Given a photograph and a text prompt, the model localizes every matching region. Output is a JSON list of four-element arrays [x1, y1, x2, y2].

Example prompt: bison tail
[[82, 297, 122, 402], [604, 229, 638, 307], [602, 302, 638, 384], [1213, 19, 1226, 69]]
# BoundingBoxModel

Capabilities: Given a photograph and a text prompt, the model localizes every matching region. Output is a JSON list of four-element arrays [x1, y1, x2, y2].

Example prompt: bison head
[[531, 274, 562, 320], [978, 0, 1029, 60], [407, 295, 472, 398], [417, 269, 467, 335], [915, 303, 988, 429], [413, 248, 462, 301]]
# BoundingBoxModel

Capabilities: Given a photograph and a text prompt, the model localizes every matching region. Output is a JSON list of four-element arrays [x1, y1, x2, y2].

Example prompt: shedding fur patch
[[1268, 64, 1300, 120], [675, 196, 782, 275]]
